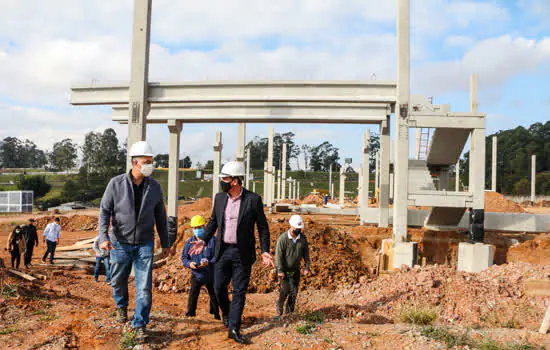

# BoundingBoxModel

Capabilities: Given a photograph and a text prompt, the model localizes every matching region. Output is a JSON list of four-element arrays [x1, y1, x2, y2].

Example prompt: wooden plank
[[525, 279, 550, 297], [153, 257, 168, 269], [29, 272, 47, 281], [56, 243, 93, 252], [540, 304, 550, 334], [8, 269, 37, 282], [74, 238, 96, 246]]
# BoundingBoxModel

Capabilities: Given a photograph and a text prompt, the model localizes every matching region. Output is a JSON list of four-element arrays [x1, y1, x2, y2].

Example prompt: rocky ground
[[0, 198, 549, 349]]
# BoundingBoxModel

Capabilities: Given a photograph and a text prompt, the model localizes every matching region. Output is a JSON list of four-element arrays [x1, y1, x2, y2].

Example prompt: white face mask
[[139, 163, 154, 177]]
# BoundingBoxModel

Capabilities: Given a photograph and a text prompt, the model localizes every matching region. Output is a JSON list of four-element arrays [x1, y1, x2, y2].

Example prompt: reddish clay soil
[[0, 200, 549, 349], [485, 192, 526, 213]]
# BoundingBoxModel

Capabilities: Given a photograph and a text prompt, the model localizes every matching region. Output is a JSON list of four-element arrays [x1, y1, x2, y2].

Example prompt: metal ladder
[[416, 128, 431, 160]]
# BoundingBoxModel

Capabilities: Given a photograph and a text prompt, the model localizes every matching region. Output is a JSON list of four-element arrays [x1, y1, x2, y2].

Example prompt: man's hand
[[100, 240, 113, 251], [189, 262, 198, 270], [189, 240, 205, 255], [304, 269, 311, 277], [262, 252, 275, 267], [161, 248, 170, 259]]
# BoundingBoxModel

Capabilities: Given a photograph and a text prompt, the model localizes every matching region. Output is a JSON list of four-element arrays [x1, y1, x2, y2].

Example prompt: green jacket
[[275, 231, 311, 273]]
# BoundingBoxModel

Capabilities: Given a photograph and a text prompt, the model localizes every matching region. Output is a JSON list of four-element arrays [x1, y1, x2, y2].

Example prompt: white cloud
[[444, 35, 475, 48]]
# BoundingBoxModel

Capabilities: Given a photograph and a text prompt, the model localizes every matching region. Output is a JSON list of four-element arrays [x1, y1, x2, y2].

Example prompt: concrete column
[[282, 143, 287, 199], [263, 162, 269, 200], [212, 131, 223, 204], [126, 0, 152, 170], [331, 183, 335, 200], [375, 151, 379, 192], [439, 167, 449, 191], [468, 74, 479, 192], [297, 182, 300, 200], [470, 128, 486, 209], [339, 167, 346, 207], [358, 169, 363, 205], [389, 173, 394, 200], [361, 129, 371, 210], [270, 166, 276, 205], [393, 0, 410, 243], [252, 181, 256, 193], [531, 155, 536, 204], [329, 164, 333, 199], [245, 149, 251, 189], [455, 161, 460, 192], [267, 125, 274, 206], [277, 170, 282, 201], [379, 117, 390, 228], [167, 120, 182, 218], [491, 136, 497, 192], [236, 123, 246, 162]]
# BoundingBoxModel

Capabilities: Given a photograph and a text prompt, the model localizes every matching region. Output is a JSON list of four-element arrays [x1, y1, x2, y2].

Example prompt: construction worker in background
[[181, 215, 220, 320], [98, 141, 173, 344], [274, 215, 311, 319], [42, 217, 61, 264], [7, 225, 25, 269], [23, 218, 39, 268], [189, 161, 274, 344], [93, 236, 112, 284]]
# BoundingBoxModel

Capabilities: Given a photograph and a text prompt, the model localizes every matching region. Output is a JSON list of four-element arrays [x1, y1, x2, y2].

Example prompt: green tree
[[154, 154, 169, 168], [309, 141, 340, 172], [0, 137, 23, 168], [99, 128, 121, 176], [15, 175, 51, 198], [512, 178, 530, 195], [81, 131, 102, 175], [182, 156, 192, 168], [50, 138, 78, 172], [368, 134, 380, 171], [204, 160, 214, 170]]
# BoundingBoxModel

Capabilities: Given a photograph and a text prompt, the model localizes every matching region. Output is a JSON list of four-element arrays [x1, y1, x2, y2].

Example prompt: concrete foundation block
[[392, 242, 418, 269], [457, 242, 493, 273]]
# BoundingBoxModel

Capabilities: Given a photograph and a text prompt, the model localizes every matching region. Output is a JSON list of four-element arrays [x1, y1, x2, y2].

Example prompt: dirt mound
[[341, 262, 549, 329], [302, 193, 324, 206], [154, 221, 369, 294], [34, 215, 98, 232], [507, 234, 550, 265], [485, 192, 526, 213]]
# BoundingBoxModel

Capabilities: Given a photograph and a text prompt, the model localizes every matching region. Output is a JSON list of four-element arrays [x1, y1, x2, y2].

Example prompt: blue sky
[[0, 0, 548, 169]]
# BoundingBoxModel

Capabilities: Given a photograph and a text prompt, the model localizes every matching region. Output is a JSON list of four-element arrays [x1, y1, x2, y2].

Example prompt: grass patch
[[503, 318, 520, 329], [296, 323, 315, 335], [400, 307, 438, 326], [119, 327, 137, 349], [421, 326, 472, 348], [39, 314, 59, 322], [31, 309, 47, 316], [1, 283, 18, 298], [0, 327, 17, 335], [304, 310, 325, 324]]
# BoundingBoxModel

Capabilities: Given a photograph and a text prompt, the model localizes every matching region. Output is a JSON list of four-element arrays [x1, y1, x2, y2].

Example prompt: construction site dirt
[[0, 198, 549, 349]]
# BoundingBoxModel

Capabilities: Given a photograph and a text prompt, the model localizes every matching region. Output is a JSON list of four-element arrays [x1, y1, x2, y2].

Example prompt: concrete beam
[[393, 0, 410, 243], [167, 120, 182, 218], [408, 191, 474, 207], [212, 131, 223, 204], [126, 0, 152, 170], [492, 136, 497, 192], [71, 80, 398, 105], [408, 112, 485, 129], [111, 102, 391, 124]]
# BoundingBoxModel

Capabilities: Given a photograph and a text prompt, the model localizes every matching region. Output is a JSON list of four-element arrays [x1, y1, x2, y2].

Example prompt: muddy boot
[[134, 326, 146, 344], [116, 307, 128, 324]]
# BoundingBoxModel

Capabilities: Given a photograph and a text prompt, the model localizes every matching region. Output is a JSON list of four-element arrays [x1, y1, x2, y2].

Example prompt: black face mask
[[293, 229, 302, 235], [220, 179, 232, 193]]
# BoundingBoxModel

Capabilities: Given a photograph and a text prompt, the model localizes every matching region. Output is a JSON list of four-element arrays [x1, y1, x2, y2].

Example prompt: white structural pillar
[[126, 0, 152, 170], [245, 149, 251, 189], [329, 164, 333, 199], [375, 151, 380, 193], [379, 117, 390, 227], [288, 178, 293, 200], [277, 170, 282, 201], [236, 123, 246, 162], [361, 130, 371, 209], [267, 125, 274, 206], [469, 74, 485, 212], [455, 161, 460, 192], [252, 181, 256, 193], [167, 120, 182, 244], [281, 143, 287, 199], [212, 131, 223, 204], [393, 0, 410, 242], [270, 166, 276, 205], [331, 183, 335, 200], [339, 166, 346, 207], [491, 136, 497, 192], [531, 155, 536, 204], [297, 181, 300, 200], [469, 74, 479, 192], [263, 161, 268, 200]]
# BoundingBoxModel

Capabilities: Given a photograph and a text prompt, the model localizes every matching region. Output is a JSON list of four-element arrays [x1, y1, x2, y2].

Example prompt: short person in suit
[[189, 161, 274, 344]]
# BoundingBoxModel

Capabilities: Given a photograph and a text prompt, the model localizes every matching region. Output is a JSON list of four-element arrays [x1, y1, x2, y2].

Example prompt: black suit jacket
[[203, 188, 270, 266]]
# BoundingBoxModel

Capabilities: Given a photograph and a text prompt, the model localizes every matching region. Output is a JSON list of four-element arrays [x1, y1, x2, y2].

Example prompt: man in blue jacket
[[181, 215, 220, 319], [98, 141, 173, 343]]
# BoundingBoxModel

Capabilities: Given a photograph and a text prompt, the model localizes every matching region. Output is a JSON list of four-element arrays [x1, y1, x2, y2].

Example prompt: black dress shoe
[[222, 316, 229, 328], [228, 329, 249, 344]]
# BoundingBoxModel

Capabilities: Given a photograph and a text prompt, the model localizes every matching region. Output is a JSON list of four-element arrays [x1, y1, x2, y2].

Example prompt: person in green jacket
[[274, 215, 311, 319]]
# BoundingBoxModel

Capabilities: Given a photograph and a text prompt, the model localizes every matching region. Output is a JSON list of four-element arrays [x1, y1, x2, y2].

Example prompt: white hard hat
[[129, 141, 154, 157], [289, 215, 304, 229], [219, 161, 246, 177]]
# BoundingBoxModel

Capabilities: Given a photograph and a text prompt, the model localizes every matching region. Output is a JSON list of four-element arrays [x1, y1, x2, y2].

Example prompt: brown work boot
[[116, 307, 128, 324], [134, 326, 146, 344]]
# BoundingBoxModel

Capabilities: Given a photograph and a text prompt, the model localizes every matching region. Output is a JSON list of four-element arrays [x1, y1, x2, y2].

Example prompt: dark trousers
[[214, 245, 252, 331], [10, 250, 21, 269], [24, 243, 35, 266], [42, 240, 57, 263], [187, 275, 220, 316], [277, 270, 301, 316]]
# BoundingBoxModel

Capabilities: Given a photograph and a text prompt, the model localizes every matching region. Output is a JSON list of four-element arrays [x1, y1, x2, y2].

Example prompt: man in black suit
[[190, 161, 274, 344]]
